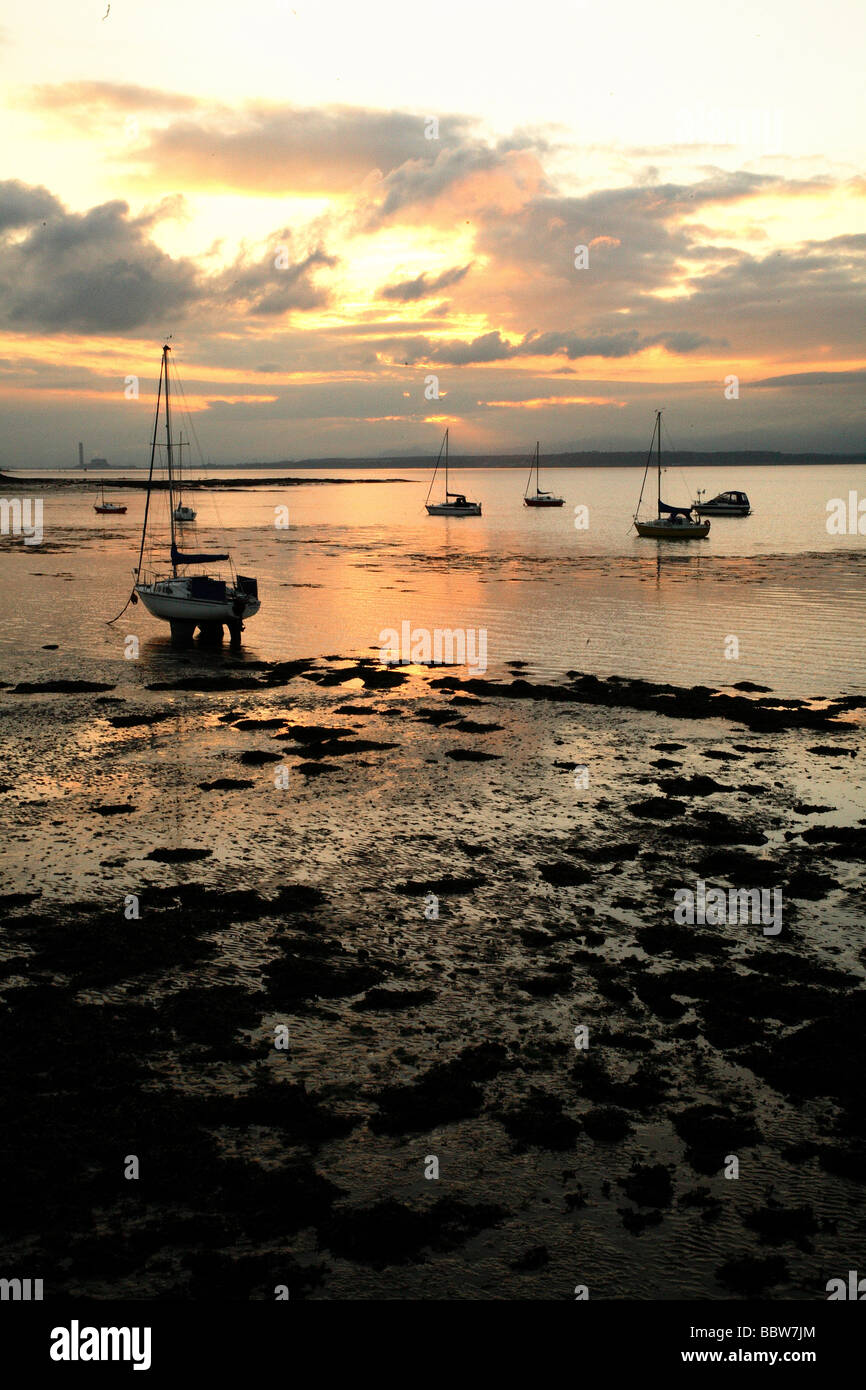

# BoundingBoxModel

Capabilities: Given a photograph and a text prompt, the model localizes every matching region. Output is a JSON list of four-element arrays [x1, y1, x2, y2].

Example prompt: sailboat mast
[[163, 345, 177, 572], [135, 348, 166, 581], [444, 428, 449, 496], [535, 441, 540, 495], [656, 410, 662, 513]]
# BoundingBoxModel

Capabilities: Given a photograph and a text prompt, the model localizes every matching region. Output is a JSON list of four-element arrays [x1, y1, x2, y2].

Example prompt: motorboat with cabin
[[694, 489, 751, 516]]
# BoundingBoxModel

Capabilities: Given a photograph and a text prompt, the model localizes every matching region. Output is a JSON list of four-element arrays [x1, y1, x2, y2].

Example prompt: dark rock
[[672, 1105, 761, 1174], [497, 1090, 581, 1150], [716, 1255, 788, 1295], [146, 847, 212, 863], [320, 1197, 505, 1269], [659, 774, 728, 797], [621, 1162, 674, 1207], [414, 709, 461, 726], [12, 680, 115, 694], [351, 986, 437, 1011], [620, 1208, 664, 1234], [583, 1106, 633, 1140], [630, 797, 687, 819], [108, 711, 175, 728], [370, 1043, 508, 1134], [394, 875, 484, 896], [509, 1245, 550, 1271], [232, 717, 286, 729], [744, 1202, 819, 1249], [197, 779, 255, 791], [452, 719, 503, 733], [538, 862, 593, 886]]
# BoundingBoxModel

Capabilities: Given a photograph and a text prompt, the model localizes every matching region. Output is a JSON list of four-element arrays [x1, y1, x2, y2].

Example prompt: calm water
[[2, 463, 865, 695]]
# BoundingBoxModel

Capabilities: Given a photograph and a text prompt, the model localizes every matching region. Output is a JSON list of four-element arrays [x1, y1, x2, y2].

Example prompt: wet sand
[[0, 654, 863, 1299]]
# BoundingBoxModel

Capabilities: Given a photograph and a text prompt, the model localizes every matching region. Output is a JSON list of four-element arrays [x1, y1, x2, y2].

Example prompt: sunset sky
[[0, 0, 864, 467]]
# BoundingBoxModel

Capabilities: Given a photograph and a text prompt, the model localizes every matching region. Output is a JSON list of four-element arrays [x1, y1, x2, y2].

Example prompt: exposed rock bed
[[0, 655, 863, 1299]]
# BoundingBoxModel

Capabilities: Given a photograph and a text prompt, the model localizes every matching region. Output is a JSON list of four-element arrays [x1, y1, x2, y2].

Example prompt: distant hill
[[246, 450, 866, 469], [3, 450, 864, 485]]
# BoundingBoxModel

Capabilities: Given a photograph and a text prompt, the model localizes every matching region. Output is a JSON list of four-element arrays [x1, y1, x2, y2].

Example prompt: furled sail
[[171, 542, 229, 566]]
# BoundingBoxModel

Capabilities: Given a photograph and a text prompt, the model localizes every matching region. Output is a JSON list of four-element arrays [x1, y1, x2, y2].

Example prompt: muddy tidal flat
[[0, 650, 863, 1300]]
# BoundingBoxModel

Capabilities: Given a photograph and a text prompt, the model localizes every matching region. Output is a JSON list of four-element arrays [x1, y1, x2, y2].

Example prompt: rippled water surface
[[2, 463, 865, 695]]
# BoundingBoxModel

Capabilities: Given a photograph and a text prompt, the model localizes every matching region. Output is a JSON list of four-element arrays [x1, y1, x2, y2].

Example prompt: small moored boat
[[94, 485, 127, 515], [694, 489, 751, 516], [172, 432, 197, 522], [131, 345, 260, 643], [524, 441, 564, 507], [425, 429, 481, 516], [633, 411, 710, 540]]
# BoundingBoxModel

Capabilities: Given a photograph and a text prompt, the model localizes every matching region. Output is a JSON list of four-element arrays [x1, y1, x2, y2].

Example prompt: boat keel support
[[169, 619, 196, 644]]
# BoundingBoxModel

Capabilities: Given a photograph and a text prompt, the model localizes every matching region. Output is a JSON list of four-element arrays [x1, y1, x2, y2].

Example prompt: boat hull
[[95, 505, 127, 514], [135, 579, 261, 626], [426, 502, 482, 516], [695, 504, 750, 516], [635, 519, 710, 539], [524, 496, 564, 507]]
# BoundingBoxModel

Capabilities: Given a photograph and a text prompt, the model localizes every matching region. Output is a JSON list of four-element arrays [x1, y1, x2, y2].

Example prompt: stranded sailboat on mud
[[131, 345, 260, 643]]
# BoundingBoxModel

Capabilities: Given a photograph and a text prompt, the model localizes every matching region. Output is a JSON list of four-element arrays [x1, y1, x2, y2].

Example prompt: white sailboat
[[425, 428, 481, 516], [132, 345, 260, 643], [633, 411, 710, 540], [172, 432, 197, 522]]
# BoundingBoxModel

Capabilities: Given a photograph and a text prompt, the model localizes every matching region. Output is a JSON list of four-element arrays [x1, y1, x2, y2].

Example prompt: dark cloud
[[375, 326, 718, 366], [518, 329, 643, 360], [377, 330, 515, 365], [752, 369, 866, 387], [375, 144, 504, 218], [213, 243, 337, 316], [633, 239, 866, 359], [367, 140, 547, 226], [0, 194, 199, 332], [646, 330, 721, 353], [380, 263, 472, 301], [0, 187, 338, 332], [0, 180, 62, 233]]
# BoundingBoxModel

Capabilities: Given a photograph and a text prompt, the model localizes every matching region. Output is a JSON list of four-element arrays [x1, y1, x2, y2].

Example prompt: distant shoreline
[[0, 474, 414, 490], [2, 450, 864, 482]]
